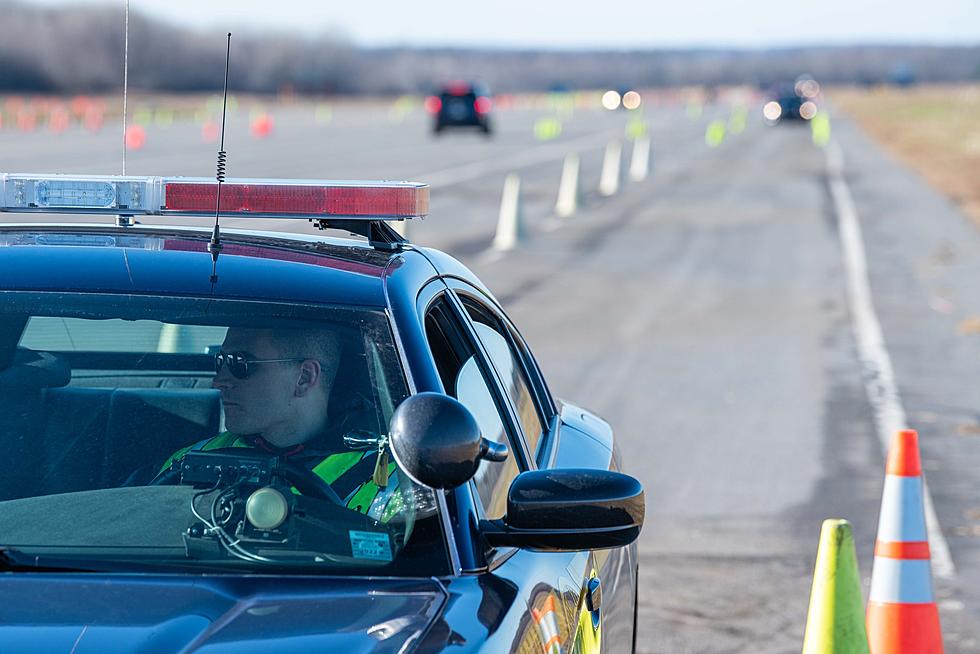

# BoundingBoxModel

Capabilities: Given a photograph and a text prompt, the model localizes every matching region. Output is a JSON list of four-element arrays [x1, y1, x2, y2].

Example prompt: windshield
[[0, 291, 448, 576]]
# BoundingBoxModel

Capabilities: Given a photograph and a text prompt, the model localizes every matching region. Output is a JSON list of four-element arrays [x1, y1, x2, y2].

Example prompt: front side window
[[0, 292, 448, 576], [424, 300, 519, 520]]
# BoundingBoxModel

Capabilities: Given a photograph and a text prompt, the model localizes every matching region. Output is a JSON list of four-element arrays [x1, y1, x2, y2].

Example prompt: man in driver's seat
[[159, 326, 401, 523]]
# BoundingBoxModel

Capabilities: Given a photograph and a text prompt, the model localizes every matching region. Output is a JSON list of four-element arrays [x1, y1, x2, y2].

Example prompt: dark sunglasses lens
[[215, 353, 249, 379]]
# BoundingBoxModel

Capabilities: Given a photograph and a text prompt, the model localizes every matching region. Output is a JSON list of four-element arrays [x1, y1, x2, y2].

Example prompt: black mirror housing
[[388, 392, 507, 490], [482, 469, 644, 552]]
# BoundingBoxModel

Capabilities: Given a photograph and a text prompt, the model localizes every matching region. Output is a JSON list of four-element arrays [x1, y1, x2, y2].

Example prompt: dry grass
[[831, 85, 980, 224]]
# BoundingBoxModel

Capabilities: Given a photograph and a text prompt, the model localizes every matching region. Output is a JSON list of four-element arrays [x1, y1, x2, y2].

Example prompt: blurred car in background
[[762, 76, 820, 124], [425, 82, 493, 135]]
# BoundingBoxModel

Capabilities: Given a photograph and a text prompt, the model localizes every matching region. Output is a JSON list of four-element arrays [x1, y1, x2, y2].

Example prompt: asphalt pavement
[[1, 94, 978, 652]]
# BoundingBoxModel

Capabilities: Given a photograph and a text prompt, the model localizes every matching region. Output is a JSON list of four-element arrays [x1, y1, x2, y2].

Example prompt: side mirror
[[482, 469, 644, 552], [388, 392, 508, 490]]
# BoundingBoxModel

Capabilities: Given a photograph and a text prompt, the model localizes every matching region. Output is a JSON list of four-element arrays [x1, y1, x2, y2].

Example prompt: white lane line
[[414, 129, 618, 189], [826, 139, 955, 580]]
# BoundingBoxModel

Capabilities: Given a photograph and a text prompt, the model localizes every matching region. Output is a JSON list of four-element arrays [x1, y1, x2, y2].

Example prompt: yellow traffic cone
[[802, 519, 870, 653]]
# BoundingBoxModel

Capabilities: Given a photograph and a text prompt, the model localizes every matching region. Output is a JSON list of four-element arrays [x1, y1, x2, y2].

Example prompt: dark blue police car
[[0, 173, 642, 653]]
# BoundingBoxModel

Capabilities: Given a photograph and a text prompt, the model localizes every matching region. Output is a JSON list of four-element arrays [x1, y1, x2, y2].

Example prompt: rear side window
[[460, 299, 544, 458]]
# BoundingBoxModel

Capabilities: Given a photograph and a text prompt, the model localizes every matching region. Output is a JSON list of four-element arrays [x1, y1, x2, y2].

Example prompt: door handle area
[[586, 577, 602, 613]]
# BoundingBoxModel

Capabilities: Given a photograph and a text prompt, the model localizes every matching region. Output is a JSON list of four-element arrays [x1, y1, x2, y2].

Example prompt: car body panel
[[0, 220, 641, 653], [0, 575, 446, 653]]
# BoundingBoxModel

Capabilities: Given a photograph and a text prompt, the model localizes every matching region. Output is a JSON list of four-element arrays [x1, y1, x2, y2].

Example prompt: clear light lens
[[246, 487, 289, 530], [763, 101, 782, 121], [601, 90, 622, 111], [36, 180, 115, 208], [622, 90, 642, 110]]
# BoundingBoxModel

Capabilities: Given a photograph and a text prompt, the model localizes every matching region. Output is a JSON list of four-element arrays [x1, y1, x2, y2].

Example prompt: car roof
[[0, 223, 416, 307]]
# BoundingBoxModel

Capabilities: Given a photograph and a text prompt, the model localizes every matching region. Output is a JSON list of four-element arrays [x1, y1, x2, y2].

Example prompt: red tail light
[[424, 96, 442, 114], [474, 97, 492, 115]]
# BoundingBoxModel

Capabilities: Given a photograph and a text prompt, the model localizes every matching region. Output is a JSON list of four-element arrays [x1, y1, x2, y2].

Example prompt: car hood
[[0, 574, 447, 653]]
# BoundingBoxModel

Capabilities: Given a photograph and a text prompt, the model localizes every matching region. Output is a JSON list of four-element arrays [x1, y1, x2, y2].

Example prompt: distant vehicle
[[425, 82, 492, 135], [762, 80, 818, 124]]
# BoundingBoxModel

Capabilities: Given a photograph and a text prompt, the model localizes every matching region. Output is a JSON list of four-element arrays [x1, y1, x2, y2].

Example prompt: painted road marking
[[826, 140, 955, 580]]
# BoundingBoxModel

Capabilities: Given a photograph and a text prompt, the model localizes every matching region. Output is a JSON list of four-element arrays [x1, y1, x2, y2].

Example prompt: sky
[[21, 0, 980, 49]]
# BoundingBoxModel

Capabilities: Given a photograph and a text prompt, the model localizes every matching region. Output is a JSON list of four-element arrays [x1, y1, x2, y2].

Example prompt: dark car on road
[[762, 80, 818, 124], [0, 173, 642, 653], [426, 82, 493, 135]]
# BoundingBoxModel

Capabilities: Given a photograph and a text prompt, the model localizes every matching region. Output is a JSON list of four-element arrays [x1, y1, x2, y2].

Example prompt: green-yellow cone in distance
[[534, 117, 562, 141], [626, 117, 648, 140], [802, 519, 870, 654], [811, 112, 831, 147], [705, 120, 726, 147]]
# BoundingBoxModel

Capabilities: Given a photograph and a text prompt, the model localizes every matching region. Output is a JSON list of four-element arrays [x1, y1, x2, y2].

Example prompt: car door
[[444, 282, 617, 654], [416, 286, 567, 651]]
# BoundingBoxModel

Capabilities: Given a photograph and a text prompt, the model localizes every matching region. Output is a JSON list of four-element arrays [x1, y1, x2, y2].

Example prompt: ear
[[294, 359, 322, 397]]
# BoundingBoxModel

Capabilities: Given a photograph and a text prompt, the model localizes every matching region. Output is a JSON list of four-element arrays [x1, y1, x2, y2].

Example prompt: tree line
[[1, 1, 977, 94]]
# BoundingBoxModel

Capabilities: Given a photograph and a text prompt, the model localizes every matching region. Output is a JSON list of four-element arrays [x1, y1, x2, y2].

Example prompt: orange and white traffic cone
[[531, 594, 562, 654], [867, 429, 943, 653]]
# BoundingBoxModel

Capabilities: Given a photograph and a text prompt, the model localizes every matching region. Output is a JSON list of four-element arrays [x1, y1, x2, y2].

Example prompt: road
[[2, 93, 979, 652]]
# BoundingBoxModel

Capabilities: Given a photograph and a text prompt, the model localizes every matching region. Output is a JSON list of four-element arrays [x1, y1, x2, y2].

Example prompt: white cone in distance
[[629, 136, 650, 182], [493, 173, 524, 251], [554, 153, 580, 219], [599, 140, 622, 196], [391, 219, 410, 241]]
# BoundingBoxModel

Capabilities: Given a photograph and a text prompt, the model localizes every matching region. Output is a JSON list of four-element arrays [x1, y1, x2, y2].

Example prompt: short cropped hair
[[267, 328, 341, 398]]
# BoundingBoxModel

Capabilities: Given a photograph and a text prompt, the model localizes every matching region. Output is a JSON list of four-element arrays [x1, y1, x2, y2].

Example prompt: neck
[[261, 403, 329, 449]]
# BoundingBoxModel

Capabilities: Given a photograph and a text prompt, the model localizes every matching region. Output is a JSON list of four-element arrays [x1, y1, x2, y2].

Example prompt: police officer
[[159, 326, 401, 522]]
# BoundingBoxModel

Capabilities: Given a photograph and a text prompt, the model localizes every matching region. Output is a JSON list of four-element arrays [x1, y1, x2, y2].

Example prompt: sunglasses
[[213, 351, 305, 380]]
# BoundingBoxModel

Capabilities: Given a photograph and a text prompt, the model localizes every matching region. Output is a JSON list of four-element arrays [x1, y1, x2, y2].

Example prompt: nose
[[212, 365, 234, 391]]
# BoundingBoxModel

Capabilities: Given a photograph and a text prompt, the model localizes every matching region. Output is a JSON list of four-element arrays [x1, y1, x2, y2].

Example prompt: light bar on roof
[[0, 174, 428, 220], [1, 174, 157, 214]]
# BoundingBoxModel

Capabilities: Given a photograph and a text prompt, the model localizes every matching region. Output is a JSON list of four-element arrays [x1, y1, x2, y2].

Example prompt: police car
[[0, 173, 642, 653]]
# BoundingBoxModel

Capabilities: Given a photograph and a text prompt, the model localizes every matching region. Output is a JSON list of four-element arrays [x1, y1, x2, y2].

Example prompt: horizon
[[12, 0, 980, 50]]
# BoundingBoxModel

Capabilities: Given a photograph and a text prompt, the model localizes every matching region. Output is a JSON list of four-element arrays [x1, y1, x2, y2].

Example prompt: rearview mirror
[[482, 469, 644, 551], [388, 392, 508, 490]]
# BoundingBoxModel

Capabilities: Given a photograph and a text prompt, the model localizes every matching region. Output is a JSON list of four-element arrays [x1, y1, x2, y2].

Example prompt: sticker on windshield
[[349, 530, 392, 562]]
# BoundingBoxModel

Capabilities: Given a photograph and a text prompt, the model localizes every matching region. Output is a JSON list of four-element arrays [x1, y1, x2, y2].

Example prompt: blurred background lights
[[601, 90, 621, 111], [622, 90, 642, 110], [763, 101, 782, 121], [800, 101, 818, 120], [799, 79, 820, 99]]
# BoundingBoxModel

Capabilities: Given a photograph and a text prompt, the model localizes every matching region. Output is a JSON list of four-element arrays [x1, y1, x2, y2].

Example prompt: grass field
[[832, 85, 980, 224]]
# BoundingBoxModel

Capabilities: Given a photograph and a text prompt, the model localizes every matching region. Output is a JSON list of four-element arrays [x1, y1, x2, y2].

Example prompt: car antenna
[[117, 0, 132, 226], [208, 32, 232, 286]]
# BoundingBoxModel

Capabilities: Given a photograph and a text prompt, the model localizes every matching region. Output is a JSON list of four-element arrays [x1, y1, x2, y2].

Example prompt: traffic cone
[[867, 429, 943, 653], [492, 173, 525, 251], [802, 519, 870, 653], [531, 594, 562, 654]]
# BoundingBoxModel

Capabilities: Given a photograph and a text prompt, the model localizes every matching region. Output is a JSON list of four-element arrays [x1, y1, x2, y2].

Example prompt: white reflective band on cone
[[536, 609, 558, 642], [869, 558, 935, 604], [876, 475, 928, 543]]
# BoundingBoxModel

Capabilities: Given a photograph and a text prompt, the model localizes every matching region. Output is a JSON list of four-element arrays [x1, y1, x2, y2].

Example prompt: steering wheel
[[150, 449, 344, 506]]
